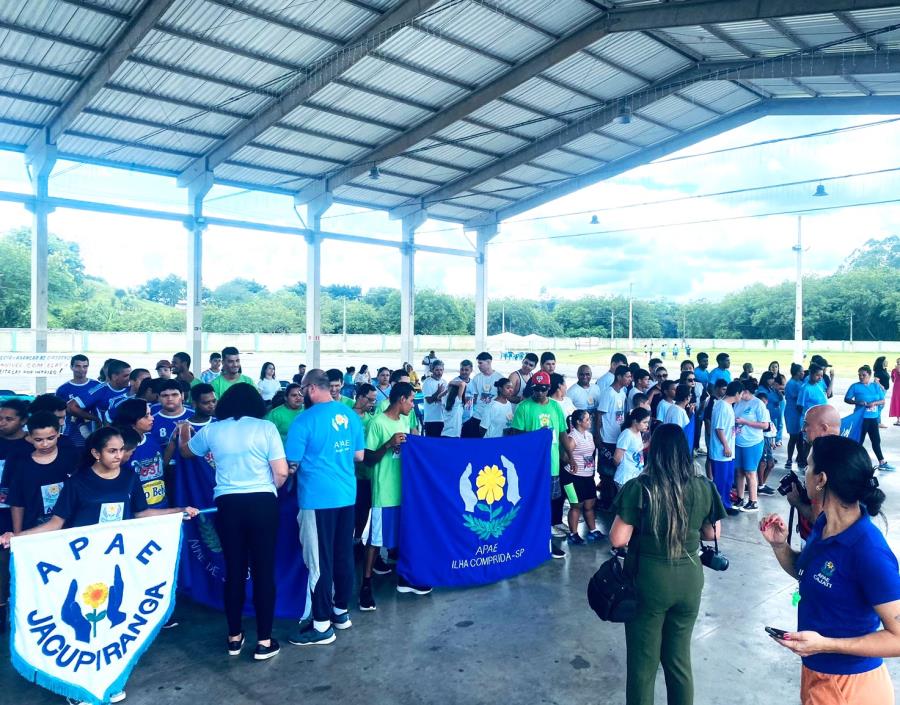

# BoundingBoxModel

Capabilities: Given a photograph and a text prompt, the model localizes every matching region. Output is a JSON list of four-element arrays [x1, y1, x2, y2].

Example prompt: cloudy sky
[[0, 113, 898, 303]]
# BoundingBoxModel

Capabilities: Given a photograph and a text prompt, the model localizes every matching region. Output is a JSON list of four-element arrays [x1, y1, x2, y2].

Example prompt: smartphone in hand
[[765, 626, 788, 639]]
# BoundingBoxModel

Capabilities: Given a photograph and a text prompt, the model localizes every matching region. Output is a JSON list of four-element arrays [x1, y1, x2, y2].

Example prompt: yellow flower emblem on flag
[[476, 464, 505, 505], [82, 582, 109, 609]]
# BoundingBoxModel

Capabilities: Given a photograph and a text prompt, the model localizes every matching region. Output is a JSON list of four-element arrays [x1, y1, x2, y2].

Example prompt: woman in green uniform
[[610, 424, 726, 705]]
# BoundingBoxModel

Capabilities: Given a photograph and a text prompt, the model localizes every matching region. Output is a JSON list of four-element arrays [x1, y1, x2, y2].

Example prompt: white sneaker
[[551, 523, 567, 538], [68, 693, 125, 705]]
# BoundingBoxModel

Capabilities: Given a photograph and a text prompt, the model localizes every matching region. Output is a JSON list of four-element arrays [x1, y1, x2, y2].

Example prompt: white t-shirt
[[656, 398, 673, 423], [595, 371, 614, 393], [441, 385, 464, 437], [554, 396, 576, 420], [614, 429, 644, 486], [421, 376, 446, 423], [257, 378, 281, 402], [626, 386, 646, 412], [762, 406, 776, 439], [567, 383, 599, 411], [468, 371, 502, 420], [597, 386, 626, 444], [664, 404, 690, 428], [480, 399, 514, 438]]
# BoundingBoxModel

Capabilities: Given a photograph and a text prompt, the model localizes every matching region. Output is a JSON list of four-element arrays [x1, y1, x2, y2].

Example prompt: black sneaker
[[253, 638, 280, 661], [227, 633, 245, 657], [784, 460, 793, 470], [725, 507, 741, 516], [758, 485, 776, 496], [359, 583, 376, 611], [551, 545, 566, 559], [740, 500, 759, 513], [733, 498, 745, 510], [372, 555, 393, 575], [397, 575, 432, 595]]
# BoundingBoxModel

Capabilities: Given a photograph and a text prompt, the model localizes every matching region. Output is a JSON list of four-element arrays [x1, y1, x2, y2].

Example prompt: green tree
[[133, 274, 187, 307]]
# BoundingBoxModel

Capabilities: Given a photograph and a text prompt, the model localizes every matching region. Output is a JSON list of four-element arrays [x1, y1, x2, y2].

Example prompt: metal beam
[[203, 0, 345, 46], [390, 49, 900, 216], [466, 95, 900, 227], [37, 0, 175, 147], [298, 0, 894, 204], [177, 0, 443, 186], [833, 11, 881, 51]]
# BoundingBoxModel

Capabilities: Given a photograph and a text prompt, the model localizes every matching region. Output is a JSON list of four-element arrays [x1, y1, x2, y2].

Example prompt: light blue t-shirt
[[707, 367, 732, 388], [614, 428, 644, 486], [285, 400, 365, 510], [709, 399, 735, 462], [733, 396, 767, 447], [798, 381, 828, 424], [188, 417, 285, 499], [845, 382, 885, 419]]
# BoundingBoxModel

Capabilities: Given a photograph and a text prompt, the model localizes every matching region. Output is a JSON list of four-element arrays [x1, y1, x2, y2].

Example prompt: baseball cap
[[531, 371, 551, 387], [155, 359, 172, 370]]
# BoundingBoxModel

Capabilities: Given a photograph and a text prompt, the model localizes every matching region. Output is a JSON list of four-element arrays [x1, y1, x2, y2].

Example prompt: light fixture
[[369, 164, 380, 180], [812, 183, 828, 197], [616, 106, 632, 125], [590, 214, 599, 225]]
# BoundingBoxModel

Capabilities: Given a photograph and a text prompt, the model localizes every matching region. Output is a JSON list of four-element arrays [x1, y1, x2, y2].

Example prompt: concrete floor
[[4, 416, 900, 705]]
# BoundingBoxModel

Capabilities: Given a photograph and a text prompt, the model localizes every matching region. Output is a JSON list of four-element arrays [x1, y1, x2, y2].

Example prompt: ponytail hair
[[622, 406, 650, 433], [569, 408, 590, 430], [810, 435, 886, 518]]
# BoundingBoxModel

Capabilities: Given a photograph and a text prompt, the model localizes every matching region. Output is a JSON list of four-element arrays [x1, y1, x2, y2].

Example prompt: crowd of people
[[0, 346, 898, 705]]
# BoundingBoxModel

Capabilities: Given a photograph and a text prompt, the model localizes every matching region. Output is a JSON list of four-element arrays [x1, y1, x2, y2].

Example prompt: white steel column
[[185, 171, 212, 369], [474, 224, 497, 354], [25, 142, 57, 394], [792, 216, 804, 364], [400, 212, 425, 366], [306, 194, 332, 369]]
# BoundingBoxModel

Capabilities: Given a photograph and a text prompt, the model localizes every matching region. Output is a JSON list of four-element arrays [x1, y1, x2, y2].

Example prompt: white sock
[[332, 607, 348, 616], [313, 620, 331, 632]]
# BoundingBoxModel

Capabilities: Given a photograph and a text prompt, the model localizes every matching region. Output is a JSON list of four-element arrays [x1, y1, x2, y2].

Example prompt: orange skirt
[[801, 664, 894, 705]]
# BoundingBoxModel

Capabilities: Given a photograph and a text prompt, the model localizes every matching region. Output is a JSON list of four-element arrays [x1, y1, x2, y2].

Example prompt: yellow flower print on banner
[[476, 464, 506, 505], [82, 582, 109, 638]]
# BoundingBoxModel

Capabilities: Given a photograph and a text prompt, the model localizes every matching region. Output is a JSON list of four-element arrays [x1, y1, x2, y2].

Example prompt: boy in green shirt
[[360, 382, 430, 611], [265, 383, 304, 443]]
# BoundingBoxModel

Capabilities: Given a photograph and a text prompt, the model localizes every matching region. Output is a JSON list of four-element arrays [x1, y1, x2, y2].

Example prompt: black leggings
[[861, 418, 884, 462], [787, 433, 803, 464], [215, 492, 279, 640]]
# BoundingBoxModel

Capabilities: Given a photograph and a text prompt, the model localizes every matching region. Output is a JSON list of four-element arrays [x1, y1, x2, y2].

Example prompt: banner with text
[[398, 430, 551, 587], [10, 513, 183, 705], [0, 353, 70, 377]]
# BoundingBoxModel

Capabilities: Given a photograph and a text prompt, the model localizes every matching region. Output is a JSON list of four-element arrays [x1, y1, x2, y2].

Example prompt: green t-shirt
[[366, 413, 407, 508], [341, 396, 355, 409], [265, 404, 304, 443], [613, 475, 726, 562], [510, 398, 567, 476], [355, 411, 375, 480], [211, 374, 255, 399], [375, 398, 418, 431]]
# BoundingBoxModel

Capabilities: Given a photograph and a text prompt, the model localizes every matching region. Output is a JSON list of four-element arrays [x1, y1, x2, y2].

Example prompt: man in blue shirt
[[707, 353, 732, 388], [67, 358, 131, 427], [286, 369, 364, 646], [56, 353, 97, 448]]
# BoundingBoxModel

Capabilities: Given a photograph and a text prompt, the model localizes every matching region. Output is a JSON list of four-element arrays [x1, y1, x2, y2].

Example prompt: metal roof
[[3, 0, 900, 226]]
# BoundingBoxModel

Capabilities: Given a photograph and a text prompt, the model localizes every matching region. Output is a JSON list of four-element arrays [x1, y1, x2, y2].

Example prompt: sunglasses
[[532, 385, 549, 392]]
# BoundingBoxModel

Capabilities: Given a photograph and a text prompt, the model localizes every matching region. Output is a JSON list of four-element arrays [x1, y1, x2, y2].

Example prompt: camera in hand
[[777, 470, 808, 501], [700, 544, 729, 571]]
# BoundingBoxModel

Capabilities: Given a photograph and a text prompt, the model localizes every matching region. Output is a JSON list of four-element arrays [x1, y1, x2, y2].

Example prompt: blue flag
[[840, 407, 865, 443], [398, 429, 551, 587], [173, 451, 308, 619]]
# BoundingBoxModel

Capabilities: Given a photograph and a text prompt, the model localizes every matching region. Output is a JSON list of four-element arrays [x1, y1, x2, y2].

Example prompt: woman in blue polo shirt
[[844, 365, 891, 472], [759, 435, 900, 704]]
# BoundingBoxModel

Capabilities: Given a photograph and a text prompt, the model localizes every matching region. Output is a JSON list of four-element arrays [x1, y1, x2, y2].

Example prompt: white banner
[[0, 353, 70, 377], [10, 514, 183, 705]]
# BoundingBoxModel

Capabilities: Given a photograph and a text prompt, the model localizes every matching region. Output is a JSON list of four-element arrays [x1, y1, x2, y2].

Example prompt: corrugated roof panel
[[712, 19, 794, 57], [280, 105, 398, 144], [0, 27, 96, 80], [468, 99, 561, 137], [87, 88, 241, 136], [215, 161, 305, 187], [637, 94, 717, 130], [237, 0, 379, 42], [404, 140, 493, 170], [56, 133, 192, 172], [0, 96, 55, 125], [68, 111, 217, 154], [0, 66, 73, 104], [417, 1, 553, 64], [341, 56, 467, 108], [165, 0, 334, 67], [435, 117, 526, 148], [377, 27, 509, 87], [425, 202, 482, 222], [776, 14, 856, 51], [481, 0, 597, 37], [678, 80, 759, 113], [307, 81, 431, 128], [112, 61, 270, 117], [653, 26, 745, 61], [229, 144, 337, 176], [600, 117, 678, 146], [333, 184, 406, 207], [379, 155, 466, 183], [346, 172, 432, 197], [858, 73, 900, 94], [475, 177, 542, 200], [3, 0, 123, 47], [446, 191, 512, 211], [0, 121, 38, 146], [563, 132, 637, 162], [542, 51, 644, 100], [498, 163, 575, 185], [742, 78, 815, 97], [134, 29, 292, 89], [505, 76, 595, 116], [531, 149, 601, 175], [796, 76, 864, 96], [254, 125, 366, 163], [588, 32, 692, 80]]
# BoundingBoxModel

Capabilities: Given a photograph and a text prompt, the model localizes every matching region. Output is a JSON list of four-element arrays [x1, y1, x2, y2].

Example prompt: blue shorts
[[366, 506, 400, 549], [735, 441, 764, 472]]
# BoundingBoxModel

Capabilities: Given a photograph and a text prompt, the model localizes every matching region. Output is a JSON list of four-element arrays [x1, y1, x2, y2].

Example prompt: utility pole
[[792, 216, 804, 364], [849, 310, 853, 345]]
